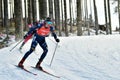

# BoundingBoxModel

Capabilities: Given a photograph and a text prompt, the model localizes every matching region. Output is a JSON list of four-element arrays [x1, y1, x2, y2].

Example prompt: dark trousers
[[23, 34, 48, 62]]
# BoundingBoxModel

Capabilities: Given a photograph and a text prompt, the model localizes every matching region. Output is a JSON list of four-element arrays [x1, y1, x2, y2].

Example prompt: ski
[[15, 65, 37, 75], [31, 66, 60, 78]]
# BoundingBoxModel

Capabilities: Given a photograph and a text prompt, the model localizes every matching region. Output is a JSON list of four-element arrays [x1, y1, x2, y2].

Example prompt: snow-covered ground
[[0, 35, 120, 80]]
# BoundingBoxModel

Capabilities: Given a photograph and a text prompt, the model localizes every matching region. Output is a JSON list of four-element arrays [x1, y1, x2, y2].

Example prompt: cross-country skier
[[18, 17, 60, 70]]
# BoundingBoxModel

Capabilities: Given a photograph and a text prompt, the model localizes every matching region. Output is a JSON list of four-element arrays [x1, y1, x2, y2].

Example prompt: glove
[[55, 38, 60, 43], [23, 34, 28, 39]]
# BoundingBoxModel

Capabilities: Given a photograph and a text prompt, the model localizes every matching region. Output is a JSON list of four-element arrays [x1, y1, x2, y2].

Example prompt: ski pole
[[50, 43, 58, 66], [10, 39, 23, 52]]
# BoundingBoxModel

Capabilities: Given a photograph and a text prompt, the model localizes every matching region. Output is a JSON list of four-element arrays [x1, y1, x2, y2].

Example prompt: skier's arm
[[51, 27, 60, 42], [24, 24, 43, 38], [28, 24, 42, 35]]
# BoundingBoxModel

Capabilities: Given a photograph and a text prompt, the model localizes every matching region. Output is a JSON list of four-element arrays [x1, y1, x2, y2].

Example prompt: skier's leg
[[39, 42, 48, 62], [18, 37, 38, 68], [36, 42, 48, 70]]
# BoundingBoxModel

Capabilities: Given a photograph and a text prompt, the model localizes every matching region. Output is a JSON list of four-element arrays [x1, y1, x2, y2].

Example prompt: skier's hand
[[24, 35, 28, 39], [55, 38, 60, 43]]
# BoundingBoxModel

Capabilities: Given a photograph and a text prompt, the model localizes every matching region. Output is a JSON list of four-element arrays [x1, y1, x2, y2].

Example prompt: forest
[[0, 0, 119, 48]]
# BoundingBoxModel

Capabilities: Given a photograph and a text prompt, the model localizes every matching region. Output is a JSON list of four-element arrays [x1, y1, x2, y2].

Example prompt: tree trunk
[[54, 0, 61, 36], [2, 0, 4, 28], [4, 0, 9, 42], [107, 0, 112, 34], [32, 0, 37, 23], [104, 0, 109, 34], [118, 0, 120, 34], [24, 0, 28, 31], [28, 0, 33, 24], [69, 0, 73, 33], [93, 0, 99, 35], [0, 0, 1, 19], [14, 0, 23, 40], [0, 2, 1, 30], [64, 0, 68, 36], [39, 0, 47, 19], [61, 0, 64, 31], [48, 0, 53, 19], [84, 0, 90, 35], [77, 0, 82, 36]]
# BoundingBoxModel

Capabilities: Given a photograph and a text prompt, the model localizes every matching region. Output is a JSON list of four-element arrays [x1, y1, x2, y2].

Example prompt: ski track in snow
[[0, 35, 120, 80]]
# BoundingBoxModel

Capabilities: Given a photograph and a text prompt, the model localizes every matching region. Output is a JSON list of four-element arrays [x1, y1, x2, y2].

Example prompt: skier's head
[[45, 17, 51, 21], [44, 17, 53, 27]]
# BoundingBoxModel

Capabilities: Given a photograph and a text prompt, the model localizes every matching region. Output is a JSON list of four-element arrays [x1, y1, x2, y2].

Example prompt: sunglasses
[[46, 21, 53, 25]]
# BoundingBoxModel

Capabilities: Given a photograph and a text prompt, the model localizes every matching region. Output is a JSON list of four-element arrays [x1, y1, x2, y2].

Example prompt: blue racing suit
[[22, 23, 58, 62]]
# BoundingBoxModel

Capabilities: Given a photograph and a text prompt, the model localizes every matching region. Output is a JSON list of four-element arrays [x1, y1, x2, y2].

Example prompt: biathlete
[[18, 18, 60, 70]]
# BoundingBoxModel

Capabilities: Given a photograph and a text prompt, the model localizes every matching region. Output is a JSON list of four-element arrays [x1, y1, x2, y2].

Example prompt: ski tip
[[34, 73, 37, 75], [31, 66, 61, 78]]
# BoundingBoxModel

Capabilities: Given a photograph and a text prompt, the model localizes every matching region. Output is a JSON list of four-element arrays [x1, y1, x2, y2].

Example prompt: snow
[[0, 35, 120, 80]]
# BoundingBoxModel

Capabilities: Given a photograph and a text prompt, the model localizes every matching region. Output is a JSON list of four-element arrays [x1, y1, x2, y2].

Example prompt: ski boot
[[18, 58, 25, 68], [36, 61, 43, 70]]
